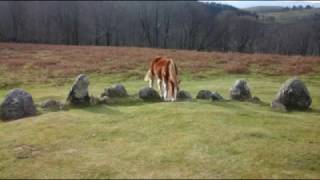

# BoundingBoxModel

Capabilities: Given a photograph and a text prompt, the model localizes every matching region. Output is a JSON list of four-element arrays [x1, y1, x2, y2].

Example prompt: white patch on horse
[[157, 79, 163, 98], [163, 80, 168, 100]]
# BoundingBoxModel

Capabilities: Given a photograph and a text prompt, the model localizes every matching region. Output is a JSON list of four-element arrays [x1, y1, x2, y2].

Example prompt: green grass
[[0, 73, 320, 178]]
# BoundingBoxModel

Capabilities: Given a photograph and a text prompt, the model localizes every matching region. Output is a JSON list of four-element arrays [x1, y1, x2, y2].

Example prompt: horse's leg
[[167, 81, 174, 102], [149, 78, 154, 88], [170, 81, 175, 102], [174, 87, 178, 101], [163, 79, 168, 101], [158, 78, 164, 99], [167, 81, 171, 101], [153, 78, 157, 88], [174, 85, 178, 101]]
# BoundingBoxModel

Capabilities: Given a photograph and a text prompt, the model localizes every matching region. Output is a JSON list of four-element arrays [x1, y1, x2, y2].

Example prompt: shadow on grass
[[211, 99, 320, 116], [69, 95, 164, 115], [106, 95, 164, 107], [286, 107, 320, 115], [210, 100, 265, 109], [78, 105, 123, 115]]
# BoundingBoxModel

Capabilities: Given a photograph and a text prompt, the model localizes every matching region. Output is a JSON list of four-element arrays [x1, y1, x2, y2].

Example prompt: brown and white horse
[[144, 56, 180, 101]]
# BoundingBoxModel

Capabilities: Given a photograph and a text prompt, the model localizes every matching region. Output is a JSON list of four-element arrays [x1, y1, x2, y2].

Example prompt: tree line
[[0, 1, 319, 56]]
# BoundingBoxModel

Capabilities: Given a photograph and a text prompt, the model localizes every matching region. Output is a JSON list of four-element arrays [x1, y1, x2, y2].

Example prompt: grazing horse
[[144, 56, 180, 101]]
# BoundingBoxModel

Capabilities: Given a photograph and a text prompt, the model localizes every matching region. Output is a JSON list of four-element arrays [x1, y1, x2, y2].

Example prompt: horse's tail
[[144, 69, 151, 82]]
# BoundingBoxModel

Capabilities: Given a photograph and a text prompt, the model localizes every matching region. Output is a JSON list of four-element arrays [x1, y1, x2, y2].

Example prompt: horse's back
[[150, 57, 168, 76]]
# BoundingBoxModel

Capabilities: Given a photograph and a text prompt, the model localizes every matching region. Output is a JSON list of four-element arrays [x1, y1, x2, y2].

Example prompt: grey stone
[[90, 96, 112, 105], [273, 78, 312, 110], [40, 99, 65, 111], [66, 74, 90, 106], [196, 90, 212, 100], [138, 87, 161, 101], [211, 92, 224, 101], [89, 96, 100, 106], [271, 101, 287, 112], [250, 96, 261, 103], [103, 84, 128, 98], [98, 96, 113, 104], [230, 79, 252, 101], [0, 88, 37, 120], [177, 90, 192, 101]]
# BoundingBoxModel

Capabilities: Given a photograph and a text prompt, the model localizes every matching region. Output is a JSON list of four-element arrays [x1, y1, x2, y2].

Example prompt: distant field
[[0, 43, 320, 88], [0, 43, 320, 178], [253, 8, 320, 23], [244, 6, 285, 13]]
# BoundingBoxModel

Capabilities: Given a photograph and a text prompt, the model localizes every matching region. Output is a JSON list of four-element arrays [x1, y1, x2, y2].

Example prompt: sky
[[204, 1, 320, 8]]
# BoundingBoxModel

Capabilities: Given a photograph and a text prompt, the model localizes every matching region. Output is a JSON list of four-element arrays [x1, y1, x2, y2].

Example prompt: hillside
[[244, 6, 285, 13], [0, 43, 320, 178], [254, 7, 320, 23]]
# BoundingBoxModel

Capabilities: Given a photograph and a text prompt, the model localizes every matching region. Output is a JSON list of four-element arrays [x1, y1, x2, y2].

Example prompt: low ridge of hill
[[244, 6, 285, 13], [242, 5, 320, 23]]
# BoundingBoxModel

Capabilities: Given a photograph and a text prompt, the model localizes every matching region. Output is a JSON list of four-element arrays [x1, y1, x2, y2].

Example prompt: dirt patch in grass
[[13, 144, 42, 159]]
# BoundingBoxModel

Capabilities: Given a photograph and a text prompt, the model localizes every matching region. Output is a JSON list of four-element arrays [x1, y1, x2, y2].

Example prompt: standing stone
[[211, 92, 224, 101], [0, 88, 37, 120], [177, 90, 192, 101], [272, 78, 312, 110], [230, 80, 252, 101], [196, 90, 212, 100], [102, 84, 128, 98], [138, 87, 161, 101], [66, 74, 90, 106]]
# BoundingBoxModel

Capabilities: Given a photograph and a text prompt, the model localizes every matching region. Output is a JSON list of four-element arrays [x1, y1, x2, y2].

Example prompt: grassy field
[[0, 43, 320, 178], [245, 6, 285, 13], [255, 8, 320, 23]]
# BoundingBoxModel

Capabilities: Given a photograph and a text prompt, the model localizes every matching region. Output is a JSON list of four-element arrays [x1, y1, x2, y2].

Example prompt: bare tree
[[0, 1, 319, 56]]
